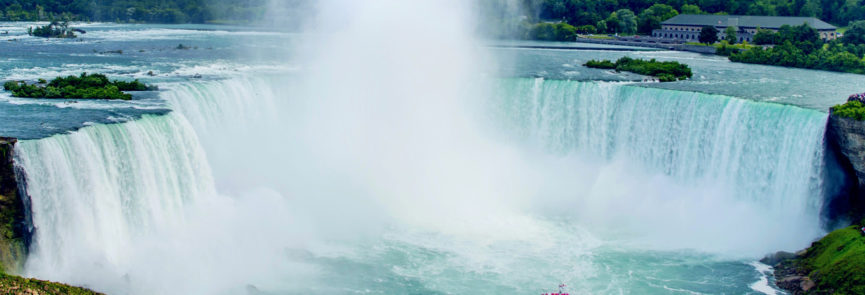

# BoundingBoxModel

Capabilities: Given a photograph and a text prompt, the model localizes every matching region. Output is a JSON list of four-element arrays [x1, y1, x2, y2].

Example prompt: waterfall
[[493, 78, 827, 213], [10, 74, 833, 293], [14, 113, 218, 293]]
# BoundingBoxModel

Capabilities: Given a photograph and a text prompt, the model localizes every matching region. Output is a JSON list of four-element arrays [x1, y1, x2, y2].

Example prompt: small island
[[27, 21, 79, 38], [584, 57, 693, 82], [3, 73, 156, 100]]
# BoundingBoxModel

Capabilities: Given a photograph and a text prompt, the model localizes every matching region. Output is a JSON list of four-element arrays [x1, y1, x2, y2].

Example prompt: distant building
[[651, 14, 838, 43]]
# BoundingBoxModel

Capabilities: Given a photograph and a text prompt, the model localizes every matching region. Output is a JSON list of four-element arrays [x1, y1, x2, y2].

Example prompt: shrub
[[584, 57, 692, 82], [2, 73, 154, 100], [584, 59, 616, 69], [832, 100, 865, 120]]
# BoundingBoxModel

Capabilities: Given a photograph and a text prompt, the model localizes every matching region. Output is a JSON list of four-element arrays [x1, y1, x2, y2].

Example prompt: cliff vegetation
[[0, 274, 103, 295], [774, 225, 865, 294]]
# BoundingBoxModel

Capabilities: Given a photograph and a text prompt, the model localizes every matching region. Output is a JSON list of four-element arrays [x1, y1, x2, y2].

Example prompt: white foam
[[749, 261, 779, 295]]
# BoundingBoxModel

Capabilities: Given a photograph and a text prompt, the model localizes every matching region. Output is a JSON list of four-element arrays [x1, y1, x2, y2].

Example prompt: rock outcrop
[[0, 138, 29, 274], [825, 110, 865, 223]]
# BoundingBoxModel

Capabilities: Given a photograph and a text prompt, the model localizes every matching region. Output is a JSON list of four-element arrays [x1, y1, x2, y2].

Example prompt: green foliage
[[843, 20, 865, 45], [584, 57, 693, 81], [28, 21, 75, 38], [575, 25, 596, 34], [3, 73, 155, 100], [680, 4, 704, 15], [699, 26, 719, 44], [796, 226, 865, 294], [0, 273, 102, 294], [724, 26, 738, 44], [752, 28, 777, 45], [532, 0, 865, 28], [729, 24, 865, 75], [583, 59, 616, 69], [611, 9, 638, 34], [637, 4, 679, 35], [832, 100, 865, 120], [0, 0, 276, 24], [529, 22, 578, 41]]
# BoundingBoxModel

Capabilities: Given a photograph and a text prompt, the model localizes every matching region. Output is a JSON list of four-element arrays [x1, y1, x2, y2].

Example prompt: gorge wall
[[824, 112, 865, 224], [0, 138, 28, 274]]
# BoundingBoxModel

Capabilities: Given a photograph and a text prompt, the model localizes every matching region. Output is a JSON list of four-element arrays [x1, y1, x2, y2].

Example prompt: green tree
[[752, 28, 778, 44], [843, 21, 865, 45], [576, 25, 597, 34], [596, 20, 608, 34], [699, 26, 719, 44], [614, 9, 637, 34], [725, 26, 738, 44], [637, 4, 678, 35], [680, 4, 703, 14]]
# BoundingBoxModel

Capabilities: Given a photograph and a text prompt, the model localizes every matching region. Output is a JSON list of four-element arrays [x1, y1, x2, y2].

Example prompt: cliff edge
[[0, 138, 28, 274], [824, 110, 865, 223]]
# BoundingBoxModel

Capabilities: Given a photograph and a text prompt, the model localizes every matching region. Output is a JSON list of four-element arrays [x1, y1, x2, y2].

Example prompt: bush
[[584, 59, 616, 69], [832, 100, 865, 120], [528, 22, 578, 41], [2, 73, 155, 100], [28, 21, 75, 38], [584, 57, 692, 82]]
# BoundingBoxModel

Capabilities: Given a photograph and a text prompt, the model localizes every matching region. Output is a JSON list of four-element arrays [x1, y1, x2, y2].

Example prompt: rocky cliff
[[824, 112, 865, 224], [0, 138, 29, 274]]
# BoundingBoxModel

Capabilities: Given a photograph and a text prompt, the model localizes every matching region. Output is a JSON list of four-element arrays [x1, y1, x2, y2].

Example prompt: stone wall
[[0, 138, 28, 274]]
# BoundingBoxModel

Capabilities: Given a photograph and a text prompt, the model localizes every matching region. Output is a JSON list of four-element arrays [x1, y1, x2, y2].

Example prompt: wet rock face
[[776, 275, 815, 294], [825, 114, 865, 224], [827, 115, 865, 189], [0, 138, 28, 274]]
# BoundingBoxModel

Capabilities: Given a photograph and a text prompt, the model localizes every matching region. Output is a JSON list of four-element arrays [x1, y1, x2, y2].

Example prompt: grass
[[797, 225, 865, 294], [0, 274, 103, 295]]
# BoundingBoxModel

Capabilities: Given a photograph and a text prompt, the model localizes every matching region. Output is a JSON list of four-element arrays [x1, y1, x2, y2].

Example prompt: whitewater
[[0, 0, 855, 294]]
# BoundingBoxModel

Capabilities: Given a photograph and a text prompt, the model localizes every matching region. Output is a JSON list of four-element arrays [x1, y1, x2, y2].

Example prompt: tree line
[[479, 0, 865, 41], [0, 0, 283, 23]]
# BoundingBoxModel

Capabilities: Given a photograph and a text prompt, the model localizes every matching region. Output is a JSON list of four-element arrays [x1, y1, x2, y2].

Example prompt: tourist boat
[[541, 283, 569, 295]]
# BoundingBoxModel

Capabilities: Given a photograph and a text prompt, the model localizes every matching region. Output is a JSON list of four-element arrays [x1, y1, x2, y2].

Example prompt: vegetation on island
[[3, 73, 156, 100], [27, 21, 77, 38], [584, 57, 693, 81]]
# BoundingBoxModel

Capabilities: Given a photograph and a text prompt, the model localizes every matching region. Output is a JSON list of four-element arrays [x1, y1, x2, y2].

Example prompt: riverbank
[[575, 37, 718, 54], [768, 225, 865, 294]]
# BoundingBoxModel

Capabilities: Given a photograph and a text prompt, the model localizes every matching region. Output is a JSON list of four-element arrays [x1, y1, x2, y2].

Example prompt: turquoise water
[[0, 21, 853, 294]]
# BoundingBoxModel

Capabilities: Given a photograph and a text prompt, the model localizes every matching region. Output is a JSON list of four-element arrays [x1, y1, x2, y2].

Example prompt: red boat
[[541, 283, 569, 295]]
